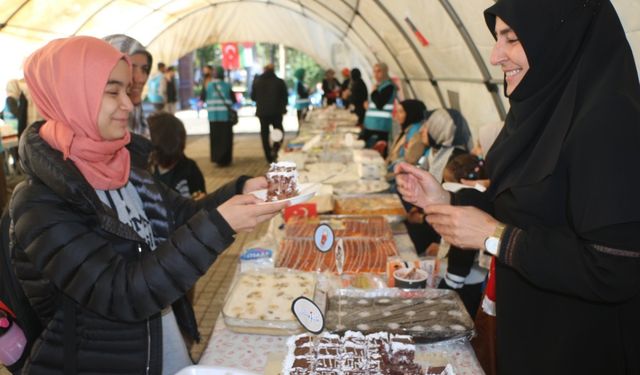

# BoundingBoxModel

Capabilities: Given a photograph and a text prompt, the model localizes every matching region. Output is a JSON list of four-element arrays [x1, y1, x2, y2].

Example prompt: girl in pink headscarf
[[11, 36, 285, 374]]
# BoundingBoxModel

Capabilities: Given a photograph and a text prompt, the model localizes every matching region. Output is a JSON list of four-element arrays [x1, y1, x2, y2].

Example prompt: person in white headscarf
[[103, 34, 153, 140], [418, 108, 474, 182]]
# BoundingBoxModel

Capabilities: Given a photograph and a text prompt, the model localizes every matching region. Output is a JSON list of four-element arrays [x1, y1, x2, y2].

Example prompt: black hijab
[[484, 0, 640, 232], [399, 99, 427, 129], [350, 68, 362, 80]]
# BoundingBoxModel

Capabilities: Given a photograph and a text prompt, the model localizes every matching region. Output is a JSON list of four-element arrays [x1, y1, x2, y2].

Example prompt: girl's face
[[490, 17, 530, 96], [395, 104, 407, 125], [98, 60, 133, 141]]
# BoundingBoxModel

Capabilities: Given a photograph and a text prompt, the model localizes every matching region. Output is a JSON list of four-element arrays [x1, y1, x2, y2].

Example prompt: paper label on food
[[240, 248, 273, 261], [292, 296, 325, 334], [314, 224, 334, 253], [335, 238, 345, 275]]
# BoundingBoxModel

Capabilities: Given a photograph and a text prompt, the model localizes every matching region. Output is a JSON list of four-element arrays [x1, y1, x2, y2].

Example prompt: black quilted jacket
[[10, 123, 246, 374]]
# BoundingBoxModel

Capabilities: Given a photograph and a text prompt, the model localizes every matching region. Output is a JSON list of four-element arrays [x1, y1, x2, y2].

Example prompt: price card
[[335, 238, 345, 275], [291, 297, 325, 334], [314, 224, 334, 253]]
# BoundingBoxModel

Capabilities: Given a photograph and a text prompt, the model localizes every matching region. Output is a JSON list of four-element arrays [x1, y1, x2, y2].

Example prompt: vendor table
[[197, 231, 485, 374], [198, 315, 484, 374]]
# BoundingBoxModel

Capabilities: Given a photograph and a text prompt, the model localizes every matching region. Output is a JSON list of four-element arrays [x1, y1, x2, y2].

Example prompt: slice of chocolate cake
[[266, 161, 299, 201]]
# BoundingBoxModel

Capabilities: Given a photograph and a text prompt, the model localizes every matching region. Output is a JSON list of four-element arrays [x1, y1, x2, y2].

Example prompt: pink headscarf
[[24, 36, 132, 190]]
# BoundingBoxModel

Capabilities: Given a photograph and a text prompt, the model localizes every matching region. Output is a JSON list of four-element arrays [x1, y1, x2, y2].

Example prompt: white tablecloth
[[199, 315, 485, 374]]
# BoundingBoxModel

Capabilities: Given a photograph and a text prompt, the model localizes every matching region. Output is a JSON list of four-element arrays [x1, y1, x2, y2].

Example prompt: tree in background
[[191, 42, 323, 102]]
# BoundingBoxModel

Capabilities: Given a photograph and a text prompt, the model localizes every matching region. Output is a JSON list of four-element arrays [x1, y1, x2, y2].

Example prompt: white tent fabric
[[1, 0, 638, 136]]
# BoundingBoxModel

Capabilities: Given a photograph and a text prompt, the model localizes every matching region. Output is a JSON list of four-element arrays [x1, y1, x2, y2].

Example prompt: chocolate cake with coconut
[[266, 161, 299, 201]]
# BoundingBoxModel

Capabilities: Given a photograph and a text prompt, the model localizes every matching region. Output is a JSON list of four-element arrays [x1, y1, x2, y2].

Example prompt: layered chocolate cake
[[266, 161, 299, 201], [283, 331, 424, 375]]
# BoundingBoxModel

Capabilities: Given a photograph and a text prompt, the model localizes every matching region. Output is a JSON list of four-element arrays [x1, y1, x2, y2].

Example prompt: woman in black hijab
[[345, 68, 368, 126], [394, 0, 640, 373]]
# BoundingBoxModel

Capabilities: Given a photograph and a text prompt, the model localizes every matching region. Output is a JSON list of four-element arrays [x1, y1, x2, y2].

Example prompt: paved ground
[[1, 132, 277, 372]]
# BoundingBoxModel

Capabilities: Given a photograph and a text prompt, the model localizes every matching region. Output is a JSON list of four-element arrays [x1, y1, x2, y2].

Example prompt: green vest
[[364, 80, 396, 133], [206, 80, 232, 122]]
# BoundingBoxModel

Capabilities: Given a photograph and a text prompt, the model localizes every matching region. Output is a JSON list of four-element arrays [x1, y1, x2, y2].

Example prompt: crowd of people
[[0, 0, 639, 374]]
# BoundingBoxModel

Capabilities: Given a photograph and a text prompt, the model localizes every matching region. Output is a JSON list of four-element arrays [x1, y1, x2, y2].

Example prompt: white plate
[[175, 365, 259, 375], [251, 182, 320, 206]]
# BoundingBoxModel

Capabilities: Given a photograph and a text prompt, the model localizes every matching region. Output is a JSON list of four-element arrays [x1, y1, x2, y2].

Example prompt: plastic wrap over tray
[[324, 288, 474, 343], [222, 269, 317, 335]]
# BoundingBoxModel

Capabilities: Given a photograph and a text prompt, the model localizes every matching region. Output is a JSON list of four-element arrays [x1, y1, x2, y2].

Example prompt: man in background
[[165, 66, 178, 114], [251, 64, 288, 163]]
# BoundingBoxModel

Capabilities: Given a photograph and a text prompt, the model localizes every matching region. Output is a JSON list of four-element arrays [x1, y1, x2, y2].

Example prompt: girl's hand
[[217, 194, 287, 232]]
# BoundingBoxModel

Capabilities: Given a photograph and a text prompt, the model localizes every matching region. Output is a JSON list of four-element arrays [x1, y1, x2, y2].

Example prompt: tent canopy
[[1, 0, 639, 135]]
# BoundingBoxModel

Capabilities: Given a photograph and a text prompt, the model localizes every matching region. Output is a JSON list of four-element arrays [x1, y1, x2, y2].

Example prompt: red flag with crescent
[[222, 42, 240, 69], [284, 203, 317, 222]]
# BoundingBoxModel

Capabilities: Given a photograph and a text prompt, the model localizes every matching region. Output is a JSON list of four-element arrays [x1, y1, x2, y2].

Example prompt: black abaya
[[474, 0, 640, 373], [210, 121, 233, 166]]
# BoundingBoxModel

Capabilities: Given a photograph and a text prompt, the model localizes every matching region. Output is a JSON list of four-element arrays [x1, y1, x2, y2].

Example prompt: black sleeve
[[497, 222, 640, 303], [321, 79, 330, 94], [11, 182, 236, 322], [191, 175, 251, 213], [371, 85, 394, 109], [186, 159, 206, 194]]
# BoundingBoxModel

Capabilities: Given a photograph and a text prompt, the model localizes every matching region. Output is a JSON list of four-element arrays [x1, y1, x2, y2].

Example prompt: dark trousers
[[353, 104, 366, 126], [258, 115, 284, 163], [209, 121, 233, 166]]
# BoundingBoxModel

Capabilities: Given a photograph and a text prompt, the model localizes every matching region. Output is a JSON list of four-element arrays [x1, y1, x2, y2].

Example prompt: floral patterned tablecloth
[[198, 315, 485, 374]]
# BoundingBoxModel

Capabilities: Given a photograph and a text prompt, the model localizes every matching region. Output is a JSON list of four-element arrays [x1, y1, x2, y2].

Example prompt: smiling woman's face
[[98, 60, 133, 141], [490, 17, 530, 96]]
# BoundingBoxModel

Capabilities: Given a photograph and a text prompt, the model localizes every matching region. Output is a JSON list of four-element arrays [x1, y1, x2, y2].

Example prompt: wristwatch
[[484, 223, 506, 256]]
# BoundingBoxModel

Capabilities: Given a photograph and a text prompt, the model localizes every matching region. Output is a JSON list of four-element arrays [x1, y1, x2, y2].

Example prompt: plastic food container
[[394, 268, 429, 289], [222, 269, 316, 335], [324, 288, 474, 343]]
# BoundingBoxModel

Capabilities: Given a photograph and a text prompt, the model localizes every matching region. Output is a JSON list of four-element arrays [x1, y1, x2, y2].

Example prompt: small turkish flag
[[283, 203, 317, 222], [221, 42, 239, 70]]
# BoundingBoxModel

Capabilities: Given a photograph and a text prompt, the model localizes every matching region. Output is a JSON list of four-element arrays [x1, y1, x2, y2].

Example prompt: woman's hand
[[217, 194, 287, 232], [242, 177, 268, 194], [424, 205, 499, 250], [394, 162, 450, 211]]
